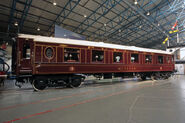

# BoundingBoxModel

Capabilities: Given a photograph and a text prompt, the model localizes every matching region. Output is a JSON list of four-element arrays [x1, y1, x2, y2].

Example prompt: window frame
[[22, 43, 31, 59], [145, 54, 152, 64], [45, 47, 55, 60], [166, 56, 171, 64], [157, 55, 164, 64], [63, 47, 81, 63], [91, 49, 104, 63], [172, 56, 174, 63], [113, 51, 123, 64], [131, 53, 139, 64]]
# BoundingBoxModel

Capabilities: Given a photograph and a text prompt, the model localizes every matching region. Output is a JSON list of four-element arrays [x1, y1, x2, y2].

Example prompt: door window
[[23, 43, 30, 59]]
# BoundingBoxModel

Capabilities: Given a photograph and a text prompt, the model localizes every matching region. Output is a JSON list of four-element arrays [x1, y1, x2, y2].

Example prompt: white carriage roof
[[18, 34, 171, 55]]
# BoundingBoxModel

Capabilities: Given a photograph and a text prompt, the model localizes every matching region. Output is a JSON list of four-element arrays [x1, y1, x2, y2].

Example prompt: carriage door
[[19, 39, 33, 74]]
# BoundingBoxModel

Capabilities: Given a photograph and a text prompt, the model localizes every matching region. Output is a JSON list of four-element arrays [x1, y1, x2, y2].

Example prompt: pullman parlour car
[[12, 34, 175, 91]]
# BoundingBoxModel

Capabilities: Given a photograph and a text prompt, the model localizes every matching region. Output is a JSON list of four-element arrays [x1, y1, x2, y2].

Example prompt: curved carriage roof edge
[[18, 34, 172, 55]]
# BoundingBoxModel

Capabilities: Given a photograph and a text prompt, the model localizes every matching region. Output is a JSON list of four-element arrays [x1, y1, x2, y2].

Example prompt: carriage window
[[166, 57, 170, 64], [23, 43, 30, 59], [45, 47, 54, 59], [64, 48, 80, 62], [113, 52, 123, 63], [131, 54, 139, 63], [92, 50, 104, 62], [145, 55, 152, 63], [158, 56, 163, 64]]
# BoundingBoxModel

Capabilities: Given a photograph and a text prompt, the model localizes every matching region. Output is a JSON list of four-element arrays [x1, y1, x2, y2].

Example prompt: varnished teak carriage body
[[13, 34, 175, 90]]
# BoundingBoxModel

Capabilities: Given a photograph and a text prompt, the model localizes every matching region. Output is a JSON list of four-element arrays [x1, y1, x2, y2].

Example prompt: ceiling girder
[[47, 0, 81, 36], [7, 0, 18, 32], [19, 0, 32, 32], [122, 0, 169, 38]]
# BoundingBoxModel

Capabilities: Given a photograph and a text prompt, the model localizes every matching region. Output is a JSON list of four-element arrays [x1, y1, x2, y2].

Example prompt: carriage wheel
[[70, 78, 82, 88], [32, 80, 47, 91]]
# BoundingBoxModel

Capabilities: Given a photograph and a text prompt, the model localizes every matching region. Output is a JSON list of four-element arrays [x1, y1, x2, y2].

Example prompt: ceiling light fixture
[[14, 22, 18, 26], [84, 15, 87, 18], [37, 27, 40, 31], [104, 23, 107, 26], [147, 12, 150, 16], [53, 1, 57, 6], [134, 0, 138, 5], [158, 23, 160, 26], [119, 29, 121, 32]]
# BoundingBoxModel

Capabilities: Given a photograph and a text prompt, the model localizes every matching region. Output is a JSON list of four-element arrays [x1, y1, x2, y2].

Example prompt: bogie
[[30, 74, 83, 91]]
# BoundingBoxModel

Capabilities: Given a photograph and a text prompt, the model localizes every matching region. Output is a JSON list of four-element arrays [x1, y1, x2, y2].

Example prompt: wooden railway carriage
[[12, 34, 175, 91]]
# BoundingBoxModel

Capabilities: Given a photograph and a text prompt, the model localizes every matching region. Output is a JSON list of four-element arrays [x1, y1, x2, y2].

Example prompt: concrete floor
[[0, 75, 185, 123]]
